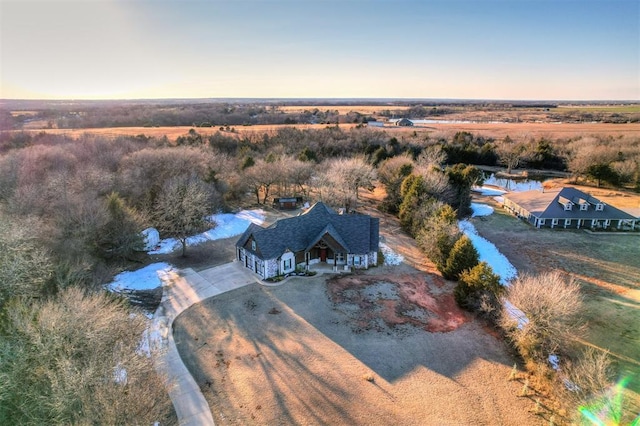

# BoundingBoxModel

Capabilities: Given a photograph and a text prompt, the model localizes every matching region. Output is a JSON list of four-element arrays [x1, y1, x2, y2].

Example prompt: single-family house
[[236, 202, 379, 279], [503, 187, 637, 230]]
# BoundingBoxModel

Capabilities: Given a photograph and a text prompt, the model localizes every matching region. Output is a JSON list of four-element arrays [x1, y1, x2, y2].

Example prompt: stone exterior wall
[[265, 259, 278, 279]]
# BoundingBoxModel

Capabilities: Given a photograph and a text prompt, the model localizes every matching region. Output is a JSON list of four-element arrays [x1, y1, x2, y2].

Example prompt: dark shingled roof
[[236, 202, 379, 260], [504, 187, 636, 220]]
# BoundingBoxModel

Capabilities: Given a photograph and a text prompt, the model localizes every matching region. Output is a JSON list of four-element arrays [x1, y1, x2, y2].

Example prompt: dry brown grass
[[390, 122, 640, 139], [15, 121, 639, 141], [277, 105, 410, 114]]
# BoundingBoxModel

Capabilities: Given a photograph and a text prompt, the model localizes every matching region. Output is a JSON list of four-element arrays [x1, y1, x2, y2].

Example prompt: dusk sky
[[1, 0, 638, 100]]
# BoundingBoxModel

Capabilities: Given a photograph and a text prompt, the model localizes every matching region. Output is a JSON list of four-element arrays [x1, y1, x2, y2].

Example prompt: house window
[[563, 203, 573, 211], [552, 218, 559, 225], [283, 258, 292, 270], [336, 253, 344, 262], [251, 240, 256, 251], [564, 219, 571, 226], [354, 256, 361, 266], [595, 203, 604, 211], [580, 203, 588, 211], [539, 218, 545, 225], [604, 219, 610, 227]]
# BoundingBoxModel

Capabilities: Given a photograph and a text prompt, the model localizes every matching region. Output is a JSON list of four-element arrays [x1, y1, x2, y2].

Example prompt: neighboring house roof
[[236, 202, 379, 259], [504, 187, 636, 220]]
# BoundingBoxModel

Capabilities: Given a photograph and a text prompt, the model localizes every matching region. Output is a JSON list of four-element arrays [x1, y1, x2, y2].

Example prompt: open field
[[277, 105, 411, 114], [12, 121, 640, 141], [556, 105, 640, 113], [470, 198, 640, 420], [174, 270, 543, 425]]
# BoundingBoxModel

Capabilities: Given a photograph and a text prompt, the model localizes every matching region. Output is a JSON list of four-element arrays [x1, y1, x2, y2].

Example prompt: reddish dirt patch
[[326, 273, 470, 333]]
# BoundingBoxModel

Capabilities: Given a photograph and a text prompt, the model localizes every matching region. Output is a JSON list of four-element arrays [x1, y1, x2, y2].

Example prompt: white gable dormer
[[595, 203, 604, 211]]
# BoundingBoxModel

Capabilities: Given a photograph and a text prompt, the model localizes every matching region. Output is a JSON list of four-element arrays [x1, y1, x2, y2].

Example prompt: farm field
[[14, 121, 640, 140], [470, 201, 640, 420], [277, 105, 411, 114]]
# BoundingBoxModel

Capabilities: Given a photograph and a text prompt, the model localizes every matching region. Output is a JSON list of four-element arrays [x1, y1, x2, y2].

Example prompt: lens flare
[[578, 377, 639, 425]]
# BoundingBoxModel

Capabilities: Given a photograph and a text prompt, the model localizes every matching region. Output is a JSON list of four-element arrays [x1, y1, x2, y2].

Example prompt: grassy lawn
[[470, 207, 640, 418]]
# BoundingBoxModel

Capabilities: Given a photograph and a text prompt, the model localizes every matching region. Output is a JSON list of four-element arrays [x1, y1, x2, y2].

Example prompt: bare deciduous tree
[[154, 175, 216, 257], [0, 213, 53, 309], [496, 139, 527, 174], [319, 157, 375, 212], [500, 271, 584, 362], [563, 348, 615, 423], [0, 288, 174, 424]]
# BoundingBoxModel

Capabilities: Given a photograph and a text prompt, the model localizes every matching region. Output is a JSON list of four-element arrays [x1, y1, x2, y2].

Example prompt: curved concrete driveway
[[152, 261, 261, 426]]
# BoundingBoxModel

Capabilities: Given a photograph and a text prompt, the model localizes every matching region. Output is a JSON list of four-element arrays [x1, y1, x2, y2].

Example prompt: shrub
[[0, 288, 173, 424], [455, 261, 503, 318], [442, 235, 479, 280], [500, 271, 584, 362]]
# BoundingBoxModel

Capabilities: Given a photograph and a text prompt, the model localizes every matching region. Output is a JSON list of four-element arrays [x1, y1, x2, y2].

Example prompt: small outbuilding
[[395, 118, 414, 127], [272, 196, 303, 210]]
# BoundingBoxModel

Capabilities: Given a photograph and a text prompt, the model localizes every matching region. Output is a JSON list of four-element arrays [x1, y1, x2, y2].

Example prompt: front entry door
[[320, 248, 327, 262]]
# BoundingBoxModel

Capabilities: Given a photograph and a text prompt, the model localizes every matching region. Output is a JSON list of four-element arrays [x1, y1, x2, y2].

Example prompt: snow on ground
[[471, 203, 494, 217], [106, 262, 174, 292], [460, 207, 529, 328], [503, 299, 529, 329], [379, 242, 404, 266], [459, 220, 517, 285], [149, 209, 266, 255]]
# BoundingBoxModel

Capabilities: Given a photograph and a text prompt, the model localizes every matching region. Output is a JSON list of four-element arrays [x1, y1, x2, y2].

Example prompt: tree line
[[0, 123, 637, 422]]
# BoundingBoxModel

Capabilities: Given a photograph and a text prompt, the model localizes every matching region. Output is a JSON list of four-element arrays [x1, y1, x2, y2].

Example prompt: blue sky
[[1, 0, 638, 100]]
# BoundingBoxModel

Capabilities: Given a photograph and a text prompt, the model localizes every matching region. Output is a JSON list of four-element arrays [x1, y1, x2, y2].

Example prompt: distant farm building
[[367, 121, 384, 128], [395, 118, 414, 126], [503, 187, 638, 230]]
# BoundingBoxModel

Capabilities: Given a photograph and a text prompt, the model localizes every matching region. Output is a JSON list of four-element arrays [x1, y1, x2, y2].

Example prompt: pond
[[483, 173, 545, 192]]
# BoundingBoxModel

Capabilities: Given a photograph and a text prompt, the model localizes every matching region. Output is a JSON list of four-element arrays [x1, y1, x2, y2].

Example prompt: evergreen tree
[[442, 235, 479, 280], [398, 174, 426, 234], [95, 192, 144, 260], [455, 261, 502, 311]]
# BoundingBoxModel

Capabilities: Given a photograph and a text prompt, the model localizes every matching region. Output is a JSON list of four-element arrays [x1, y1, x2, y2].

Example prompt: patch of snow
[[548, 354, 560, 371], [458, 220, 517, 285], [234, 209, 266, 225], [379, 242, 404, 265], [471, 203, 494, 217], [113, 363, 127, 385], [503, 299, 529, 329], [149, 209, 266, 254], [563, 378, 580, 392], [472, 186, 507, 196], [141, 227, 160, 251], [106, 262, 174, 292]]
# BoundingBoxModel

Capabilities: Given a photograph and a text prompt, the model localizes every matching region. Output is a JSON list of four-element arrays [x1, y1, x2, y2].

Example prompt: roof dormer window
[[564, 202, 573, 211], [580, 203, 588, 211], [595, 203, 604, 211], [251, 240, 256, 250]]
